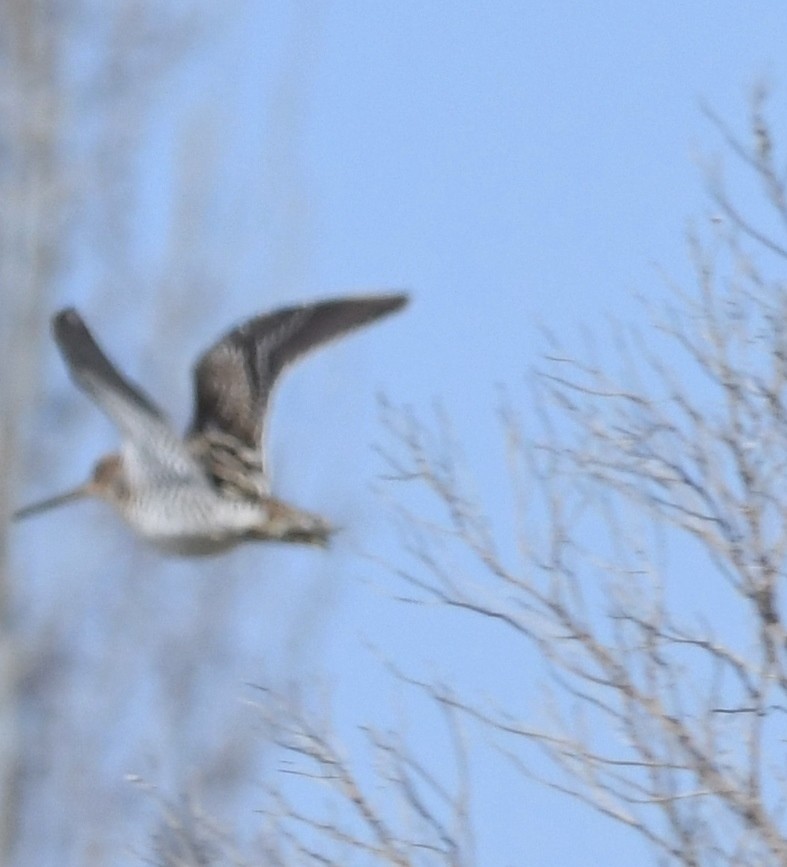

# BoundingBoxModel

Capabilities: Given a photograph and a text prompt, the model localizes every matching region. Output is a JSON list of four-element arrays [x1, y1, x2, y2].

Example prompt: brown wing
[[54, 309, 166, 422], [188, 293, 409, 458], [53, 308, 205, 482]]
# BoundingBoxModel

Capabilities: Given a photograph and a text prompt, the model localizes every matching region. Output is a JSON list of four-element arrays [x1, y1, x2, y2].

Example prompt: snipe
[[14, 293, 408, 554]]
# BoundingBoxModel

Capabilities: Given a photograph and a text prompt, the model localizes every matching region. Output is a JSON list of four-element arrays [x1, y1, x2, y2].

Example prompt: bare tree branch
[[369, 91, 787, 866]]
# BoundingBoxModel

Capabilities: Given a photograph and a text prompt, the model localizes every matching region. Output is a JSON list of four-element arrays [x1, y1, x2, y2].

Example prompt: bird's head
[[13, 453, 128, 521]]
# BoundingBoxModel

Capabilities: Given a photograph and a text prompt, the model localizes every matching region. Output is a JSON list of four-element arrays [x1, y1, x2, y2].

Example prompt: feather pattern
[[188, 293, 408, 492], [14, 294, 409, 554]]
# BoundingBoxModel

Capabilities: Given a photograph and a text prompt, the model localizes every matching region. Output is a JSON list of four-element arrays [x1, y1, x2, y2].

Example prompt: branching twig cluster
[[370, 91, 787, 866], [252, 687, 475, 867]]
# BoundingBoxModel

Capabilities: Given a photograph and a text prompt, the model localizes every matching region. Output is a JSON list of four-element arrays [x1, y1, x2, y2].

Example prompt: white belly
[[118, 487, 267, 556]]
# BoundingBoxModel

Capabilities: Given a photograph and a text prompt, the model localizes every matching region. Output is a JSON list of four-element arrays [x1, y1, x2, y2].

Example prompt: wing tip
[[379, 291, 410, 311], [52, 307, 86, 342], [350, 290, 410, 318]]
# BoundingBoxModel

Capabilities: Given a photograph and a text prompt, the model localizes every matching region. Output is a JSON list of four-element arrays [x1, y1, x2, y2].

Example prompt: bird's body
[[90, 452, 320, 556], [14, 293, 408, 554]]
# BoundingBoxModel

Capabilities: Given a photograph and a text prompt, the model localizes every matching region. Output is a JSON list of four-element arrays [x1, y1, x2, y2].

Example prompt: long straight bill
[[13, 485, 92, 521]]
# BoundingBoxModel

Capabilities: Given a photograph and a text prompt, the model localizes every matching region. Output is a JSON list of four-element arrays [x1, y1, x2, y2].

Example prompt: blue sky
[[13, 2, 787, 864]]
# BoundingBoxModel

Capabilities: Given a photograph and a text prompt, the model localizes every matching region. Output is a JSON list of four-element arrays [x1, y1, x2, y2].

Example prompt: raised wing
[[53, 308, 204, 483], [188, 293, 409, 461]]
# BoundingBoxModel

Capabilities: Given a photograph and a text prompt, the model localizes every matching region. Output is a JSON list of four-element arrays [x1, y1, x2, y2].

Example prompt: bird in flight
[[14, 293, 408, 554]]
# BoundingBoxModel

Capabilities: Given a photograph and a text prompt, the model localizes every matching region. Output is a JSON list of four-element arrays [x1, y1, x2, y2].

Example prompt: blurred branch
[[370, 90, 787, 866], [254, 686, 475, 866]]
